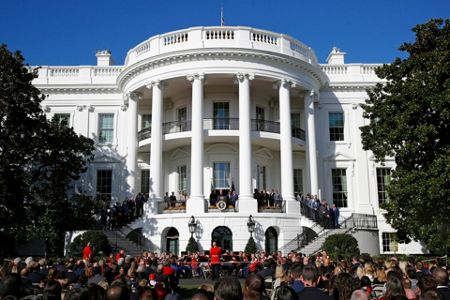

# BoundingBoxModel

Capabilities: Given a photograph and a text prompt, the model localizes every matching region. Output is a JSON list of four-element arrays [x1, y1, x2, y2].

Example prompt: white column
[[148, 81, 163, 212], [237, 73, 257, 213], [186, 74, 207, 213], [304, 90, 319, 196], [125, 92, 139, 198], [279, 79, 299, 213]]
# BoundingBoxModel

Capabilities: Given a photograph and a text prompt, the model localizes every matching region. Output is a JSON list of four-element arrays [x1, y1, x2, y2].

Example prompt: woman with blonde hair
[[271, 265, 289, 300]]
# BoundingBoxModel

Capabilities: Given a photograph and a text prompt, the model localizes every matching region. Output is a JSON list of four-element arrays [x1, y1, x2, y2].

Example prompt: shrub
[[68, 231, 111, 257], [244, 237, 257, 254], [186, 236, 199, 253], [322, 233, 360, 260]]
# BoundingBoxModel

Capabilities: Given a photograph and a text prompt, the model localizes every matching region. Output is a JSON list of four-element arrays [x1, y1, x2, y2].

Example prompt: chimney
[[96, 50, 114, 66], [326, 47, 346, 65]]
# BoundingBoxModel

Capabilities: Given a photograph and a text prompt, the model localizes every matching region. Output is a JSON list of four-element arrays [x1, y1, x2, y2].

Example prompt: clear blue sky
[[1, 0, 449, 66]]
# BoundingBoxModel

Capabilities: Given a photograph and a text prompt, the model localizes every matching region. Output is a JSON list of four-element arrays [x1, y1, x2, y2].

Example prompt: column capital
[[273, 78, 296, 90], [127, 91, 142, 101], [186, 73, 205, 83], [236, 72, 255, 82], [146, 80, 164, 90]]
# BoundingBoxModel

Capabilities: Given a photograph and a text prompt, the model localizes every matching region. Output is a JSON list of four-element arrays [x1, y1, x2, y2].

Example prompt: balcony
[[137, 118, 305, 141]]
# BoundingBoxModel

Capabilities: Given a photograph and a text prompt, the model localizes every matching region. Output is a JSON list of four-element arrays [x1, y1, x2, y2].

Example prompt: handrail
[[137, 118, 306, 141]]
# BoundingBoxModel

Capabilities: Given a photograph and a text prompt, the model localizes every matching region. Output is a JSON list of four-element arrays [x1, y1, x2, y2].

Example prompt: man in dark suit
[[297, 264, 333, 300], [433, 267, 450, 300]]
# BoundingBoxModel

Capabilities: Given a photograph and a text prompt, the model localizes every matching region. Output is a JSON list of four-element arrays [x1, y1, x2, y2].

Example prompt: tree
[[68, 231, 111, 257], [244, 237, 257, 254], [186, 236, 199, 253], [0, 44, 95, 256], [322, 234, 359, 260], [360, 19, 450, 255]]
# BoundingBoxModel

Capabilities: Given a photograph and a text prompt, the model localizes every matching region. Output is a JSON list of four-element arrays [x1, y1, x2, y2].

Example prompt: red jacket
[[210, 246, 222, 264]]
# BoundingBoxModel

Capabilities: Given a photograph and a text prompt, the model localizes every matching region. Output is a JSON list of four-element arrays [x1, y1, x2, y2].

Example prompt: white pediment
[[254, 147, 273, 160], [170, 148, 189, 160], [324, 152, 355, 161]]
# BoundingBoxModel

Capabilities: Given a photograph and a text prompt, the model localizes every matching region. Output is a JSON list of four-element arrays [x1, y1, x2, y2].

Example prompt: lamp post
[[247, 215, 256, 238], [188, 215, 197, 238]]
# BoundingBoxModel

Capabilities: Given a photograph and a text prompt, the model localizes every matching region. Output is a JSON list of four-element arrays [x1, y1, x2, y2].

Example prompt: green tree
[[322, 233, 359, 260], [244, 237, 257, 254], [186, 236, 199, 253], [0, 44, 95, 256], [360, 19, 450, 255], [68, 231, 111, 257]]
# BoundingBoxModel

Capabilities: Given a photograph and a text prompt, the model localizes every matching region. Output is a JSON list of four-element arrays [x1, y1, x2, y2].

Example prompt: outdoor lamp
[[247, 215, 256, 236], [188, 215, 197, 236]]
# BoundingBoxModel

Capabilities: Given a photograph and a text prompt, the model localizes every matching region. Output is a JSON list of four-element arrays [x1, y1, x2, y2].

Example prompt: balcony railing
[[137, 118, 306, 141], [203, 118, 240, 130], [163, 120, 191, 134], [138, 127, 151, 141]]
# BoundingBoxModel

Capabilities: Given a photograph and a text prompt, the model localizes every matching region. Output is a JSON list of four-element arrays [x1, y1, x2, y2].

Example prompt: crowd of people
[[0, 246, 448, 300]]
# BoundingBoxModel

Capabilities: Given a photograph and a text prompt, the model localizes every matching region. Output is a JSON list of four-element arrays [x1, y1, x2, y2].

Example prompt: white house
[[34, 26, 425, 255]]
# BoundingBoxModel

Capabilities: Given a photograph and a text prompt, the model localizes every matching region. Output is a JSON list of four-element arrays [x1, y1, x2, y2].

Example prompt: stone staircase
[[299, 228, 350, 255], [102, 229, 147, 257]]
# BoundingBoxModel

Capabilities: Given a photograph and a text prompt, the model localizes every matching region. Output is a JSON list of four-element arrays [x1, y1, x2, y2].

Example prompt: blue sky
[[1, 0, 449, 66]]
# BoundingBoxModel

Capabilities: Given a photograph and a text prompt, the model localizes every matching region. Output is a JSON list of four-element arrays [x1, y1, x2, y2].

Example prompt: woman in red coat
[[82, 242, 92, 261], [210, 241, 222, 280]]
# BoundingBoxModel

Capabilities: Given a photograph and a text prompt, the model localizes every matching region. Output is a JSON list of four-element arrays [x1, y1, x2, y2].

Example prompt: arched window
[[165, 227, 179, 255], [211, 226, 233, 251], [265, 227, 278, 253]]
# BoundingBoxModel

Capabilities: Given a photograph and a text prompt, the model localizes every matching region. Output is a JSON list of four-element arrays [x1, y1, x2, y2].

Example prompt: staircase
[[279, 201, 379, 255], [102, 229, 147, 257], [299, 228, 350, 255]]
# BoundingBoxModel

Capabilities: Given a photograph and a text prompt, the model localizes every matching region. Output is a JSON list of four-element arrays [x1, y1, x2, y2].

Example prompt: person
[[164, 192, 171, 209], [210, 241, 222, 281], [297, 264, 333, 300], [272, 285, 299, 300], [214, 277, 243, 300], [332, 203, 340, 228], [170, 192, 177, 208], [83, 242, 92, 261], [433, 267, 450, 300]]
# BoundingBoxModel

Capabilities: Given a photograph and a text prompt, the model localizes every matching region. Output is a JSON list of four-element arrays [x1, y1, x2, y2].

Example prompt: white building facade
[[35, 26, 424, 255]]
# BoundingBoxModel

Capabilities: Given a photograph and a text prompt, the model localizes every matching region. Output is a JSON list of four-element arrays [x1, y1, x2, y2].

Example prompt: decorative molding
[[38, 86, 120, 94], [76, 105, 84, 112], [236, 72, 255, 83], [87, 105, 95, 112], [43, 105, 51, 113], [186, 73, 205, 83], [117, 50, 327, 91]]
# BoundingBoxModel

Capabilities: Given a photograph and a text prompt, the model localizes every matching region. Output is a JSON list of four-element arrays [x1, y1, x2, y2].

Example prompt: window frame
[[329, 112, 345, 141], [98, 113, 115, 144]]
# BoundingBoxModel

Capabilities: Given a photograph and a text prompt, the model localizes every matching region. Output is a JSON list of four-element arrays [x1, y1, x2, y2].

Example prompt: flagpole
[[220, 7, 224, 26]]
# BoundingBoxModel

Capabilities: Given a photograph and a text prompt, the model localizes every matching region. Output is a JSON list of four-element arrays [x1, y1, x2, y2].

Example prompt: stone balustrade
[[33, 66, 123, 85], [125, 26, 319, 66], [321, 64, 383, 82]]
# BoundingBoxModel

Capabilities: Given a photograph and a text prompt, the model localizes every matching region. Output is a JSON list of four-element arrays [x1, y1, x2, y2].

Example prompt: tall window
[[98, 113, 114, 144], [256, 106, 265, 131], [332, 168, 348, 207], [256, 165, 266, 190], [329, 112, 344, 141], [177, 165, 187, 192], [142, 114, 152, 129], [213, 162, 230, 189], [377, 168, 391, 205], [53, 113, 70, 127], [177, 107, 187, 131], [382, 232, 398, 252], [141, 170, 150, 193], [291, 113, 301, 128], [293, 169, 303, 195], [213, 102, 229, 129], [96, 169, 112, 202]]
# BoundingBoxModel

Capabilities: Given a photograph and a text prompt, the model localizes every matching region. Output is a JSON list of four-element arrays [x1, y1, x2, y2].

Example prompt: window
[[329, 112, 344, 141], [256, 106, 265, 131], [96, 169, 112, 202], [177, 165, 187, 192], [53, 113, 70, 127], [142, 114, 152, 129], [98, 114, 114, 144], [256, 165, 266, 190], [332, 168, 348, 207], [141, 170, 150, 193], [382, 232, 398, 252], [377, 168, 391, 205], [291, 113, 301, 128], [213, 162, 230, 189], [293, 169, 303, 195], [177, 107, 187, 131], [213, 102, 229, 129]]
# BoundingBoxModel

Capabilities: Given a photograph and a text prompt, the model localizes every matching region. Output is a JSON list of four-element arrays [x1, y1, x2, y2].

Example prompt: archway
[[211, 226, 233, 252], [165, 227, 179, 255], [265, 227, 278, 254]]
